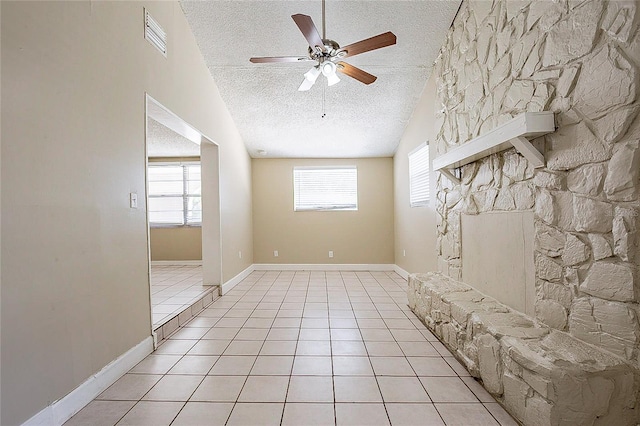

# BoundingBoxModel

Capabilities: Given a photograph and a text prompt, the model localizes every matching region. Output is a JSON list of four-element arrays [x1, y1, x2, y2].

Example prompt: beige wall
[[1, 2, 252, 424], [0, 0, 2, 412], [150, 227, 202, 261], [253, 158, 394, 264], [0, 1, 3, 410], [393, 73, 439, 274], [201, 142, 223, 285]]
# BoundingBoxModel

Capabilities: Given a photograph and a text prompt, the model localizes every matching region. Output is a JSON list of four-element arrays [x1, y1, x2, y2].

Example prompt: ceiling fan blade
[[250, 56, 312, 63], [337, 62, 377, 85], [292, 14, 326, 52], [340, 31, 397, 58]]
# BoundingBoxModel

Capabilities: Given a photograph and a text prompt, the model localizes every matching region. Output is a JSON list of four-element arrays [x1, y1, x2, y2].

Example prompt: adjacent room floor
[[66, 270, 516, 425], [151, 265, 213, 329]]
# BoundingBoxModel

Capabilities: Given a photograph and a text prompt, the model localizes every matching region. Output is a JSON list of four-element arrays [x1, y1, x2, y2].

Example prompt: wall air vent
[[144, 9, 167, 57]]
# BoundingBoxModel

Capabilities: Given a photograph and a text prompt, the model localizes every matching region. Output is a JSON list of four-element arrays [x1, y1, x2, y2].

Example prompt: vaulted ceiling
[[180, 0, 461, 158]]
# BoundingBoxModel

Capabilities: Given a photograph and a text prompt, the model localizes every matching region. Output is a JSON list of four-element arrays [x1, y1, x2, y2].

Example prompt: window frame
[[293, 166, 358, 212], [408, 142, 430, 208], [147, 161, 202, 228]]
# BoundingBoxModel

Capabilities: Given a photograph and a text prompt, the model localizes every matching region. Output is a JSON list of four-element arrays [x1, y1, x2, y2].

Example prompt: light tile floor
[[151, 265, 213, 328], [67, 270, 517, 426]]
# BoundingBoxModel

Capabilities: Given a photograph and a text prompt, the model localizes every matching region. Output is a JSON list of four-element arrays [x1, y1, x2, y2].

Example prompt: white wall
[[0, 2, 252, 424]]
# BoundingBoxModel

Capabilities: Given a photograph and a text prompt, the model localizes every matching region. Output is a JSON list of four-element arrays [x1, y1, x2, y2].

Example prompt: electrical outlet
[[328, 250, 334, 258], [274, 250, 279, 257], [238, 251, 242, 259]]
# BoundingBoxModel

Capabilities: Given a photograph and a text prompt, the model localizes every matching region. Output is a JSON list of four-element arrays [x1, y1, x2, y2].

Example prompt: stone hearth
[[408, 272, 640, 426]]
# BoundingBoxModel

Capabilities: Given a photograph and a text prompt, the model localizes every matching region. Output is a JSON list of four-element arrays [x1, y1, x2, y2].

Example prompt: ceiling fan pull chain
[[322, 85, 326, 118]]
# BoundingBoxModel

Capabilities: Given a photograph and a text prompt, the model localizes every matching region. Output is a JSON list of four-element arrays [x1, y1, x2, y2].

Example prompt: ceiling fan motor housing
[[309, 39, 341, 59]]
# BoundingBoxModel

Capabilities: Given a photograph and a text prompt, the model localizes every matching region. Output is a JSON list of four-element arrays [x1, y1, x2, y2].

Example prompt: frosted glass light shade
[[326, 72, 340, 86], [298, 78, 315, 91], [321, 61, 340, 86], [304, 66, 321, 82]]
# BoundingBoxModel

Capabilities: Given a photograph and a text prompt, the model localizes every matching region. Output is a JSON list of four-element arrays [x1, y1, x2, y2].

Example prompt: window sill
[[150, 224, 202, 229], [294, 209, 359, 212]]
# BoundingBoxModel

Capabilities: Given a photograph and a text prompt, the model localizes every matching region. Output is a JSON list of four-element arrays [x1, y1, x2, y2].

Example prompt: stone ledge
[[408, 272, 640, 426]]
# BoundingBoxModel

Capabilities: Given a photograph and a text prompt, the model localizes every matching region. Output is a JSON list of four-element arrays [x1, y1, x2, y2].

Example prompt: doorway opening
[[145, 95, 222, 334]]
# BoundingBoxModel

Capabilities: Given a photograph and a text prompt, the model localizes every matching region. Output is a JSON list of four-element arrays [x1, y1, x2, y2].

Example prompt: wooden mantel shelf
[[433, 112, 555, 184]]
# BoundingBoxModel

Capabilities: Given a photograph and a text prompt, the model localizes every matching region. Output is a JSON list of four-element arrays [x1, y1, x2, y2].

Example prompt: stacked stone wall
[[434, 0, 640, 368]]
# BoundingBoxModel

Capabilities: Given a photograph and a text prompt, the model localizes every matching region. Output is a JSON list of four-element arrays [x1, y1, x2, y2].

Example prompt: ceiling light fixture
[[321, 61, 335, 76], [305, 66, 321, 83], [299, 66, 320, 91], [321, 61, 340, 86], [298, 62, 339, 91], [326, 71, 340, 86]]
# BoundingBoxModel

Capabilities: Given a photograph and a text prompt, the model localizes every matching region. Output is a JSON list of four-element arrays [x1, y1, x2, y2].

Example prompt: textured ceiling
[[180, 0, 461, 158], [147, 117, 200, 158]]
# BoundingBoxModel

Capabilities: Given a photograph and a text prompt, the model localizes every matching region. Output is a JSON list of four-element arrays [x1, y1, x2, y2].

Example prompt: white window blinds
[[148, 163, 201, 226], [409, 143, 430, 207], [293, 167, 358, 211]]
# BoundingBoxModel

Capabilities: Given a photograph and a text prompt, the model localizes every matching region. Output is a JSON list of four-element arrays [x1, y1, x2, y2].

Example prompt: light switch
[[130, 192, 138, 209]]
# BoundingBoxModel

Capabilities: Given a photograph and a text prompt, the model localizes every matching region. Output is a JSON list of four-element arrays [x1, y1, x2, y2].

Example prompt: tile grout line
[[279, 270, 307, 426], [224, 269, 274, 426]]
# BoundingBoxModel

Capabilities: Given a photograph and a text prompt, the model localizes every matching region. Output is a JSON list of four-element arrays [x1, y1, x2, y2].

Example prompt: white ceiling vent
[[145, 9, 167, 57]]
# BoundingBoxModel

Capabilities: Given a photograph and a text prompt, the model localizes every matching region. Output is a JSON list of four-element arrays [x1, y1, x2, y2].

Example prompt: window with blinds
[[148, 162, 201, 226], [293, 166, 358, 211], [409, 143, 430, 207]]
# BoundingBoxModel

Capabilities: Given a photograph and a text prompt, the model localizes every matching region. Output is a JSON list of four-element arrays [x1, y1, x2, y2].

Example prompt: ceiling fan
[[249, 2, 396, 91]]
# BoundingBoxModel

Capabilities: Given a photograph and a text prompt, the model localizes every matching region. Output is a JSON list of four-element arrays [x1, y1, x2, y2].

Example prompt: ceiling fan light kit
[[321, 61, 335, 76], [326, 73, 340, 87], [304, 66, 321, 83], [321, 61, 340, 87], [249, 2, 396, 92], [298, 78, 315, 92]]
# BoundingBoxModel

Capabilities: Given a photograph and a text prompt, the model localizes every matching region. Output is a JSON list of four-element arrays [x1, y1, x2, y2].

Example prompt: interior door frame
[[144, 94, 223, 336]]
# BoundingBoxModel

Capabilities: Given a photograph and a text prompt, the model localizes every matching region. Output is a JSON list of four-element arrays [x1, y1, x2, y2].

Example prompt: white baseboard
[[253, 263, 396, 271], [151, 260, 202, 266], [220, 264, 255, 295], [393, 265, 410, 279], [221, 264, 402, 294], [23, 336, 154, 426]]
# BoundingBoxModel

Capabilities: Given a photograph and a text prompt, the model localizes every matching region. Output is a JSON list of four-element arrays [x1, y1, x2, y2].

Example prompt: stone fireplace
[[434, 0, 639, 369], [409, 0, 640, 424]]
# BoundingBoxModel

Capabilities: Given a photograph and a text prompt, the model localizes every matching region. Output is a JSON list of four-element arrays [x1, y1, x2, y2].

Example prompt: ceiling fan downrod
[[321, 0, 326, 40]]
